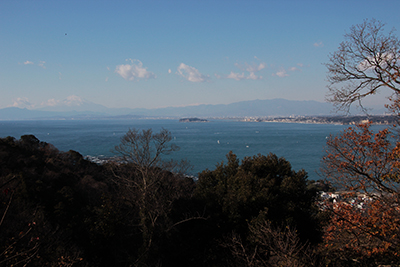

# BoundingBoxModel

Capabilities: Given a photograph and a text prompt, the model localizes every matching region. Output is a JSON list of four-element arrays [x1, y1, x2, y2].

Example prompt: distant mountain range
[[0, 98, 385, 120]]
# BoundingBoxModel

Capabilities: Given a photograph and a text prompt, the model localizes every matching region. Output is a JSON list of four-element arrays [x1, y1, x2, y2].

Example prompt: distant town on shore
[[179, 115, 395, 125], [240, 115, 396, 125]]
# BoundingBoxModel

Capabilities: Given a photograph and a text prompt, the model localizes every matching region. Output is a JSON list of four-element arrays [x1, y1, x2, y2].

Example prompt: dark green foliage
[[196, 151, 320, 237], [0, 135, 108, 266], [194, 151, 322, 264], [0, 135, 325, 266]]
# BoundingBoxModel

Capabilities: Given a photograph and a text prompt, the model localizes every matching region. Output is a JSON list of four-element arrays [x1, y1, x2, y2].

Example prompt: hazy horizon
[[1, 95, 334, 111], [2, 1, 399, 110]]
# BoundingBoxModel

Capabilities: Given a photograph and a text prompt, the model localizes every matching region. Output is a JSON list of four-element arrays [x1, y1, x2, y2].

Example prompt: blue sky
[[1, 0, 400, 110]]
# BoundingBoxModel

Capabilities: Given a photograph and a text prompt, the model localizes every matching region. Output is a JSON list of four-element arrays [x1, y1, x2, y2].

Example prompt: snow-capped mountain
[[36, 95, 109, 113]]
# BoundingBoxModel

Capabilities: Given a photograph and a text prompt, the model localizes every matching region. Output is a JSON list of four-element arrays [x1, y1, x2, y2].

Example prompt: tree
[[195, 152, 321, 265], [320, 122, 400, 265], [325, 19, 400, 112], [321, 19, 400, 264], [321, 122, 400, 195], [0, 135, 108, 266], [322, 197, 400, 266], [196, 152, 319, 237], [113, 128, 181, 170], [110, 128, 195, 265], [223, 221, 318, 267]]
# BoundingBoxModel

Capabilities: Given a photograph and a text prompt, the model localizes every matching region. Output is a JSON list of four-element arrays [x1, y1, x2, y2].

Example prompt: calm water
[[0, 119, 387, 180]]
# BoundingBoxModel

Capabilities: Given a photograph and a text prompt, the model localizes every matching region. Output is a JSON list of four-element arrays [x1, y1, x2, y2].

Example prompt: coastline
[[238, 115, 395, 125]]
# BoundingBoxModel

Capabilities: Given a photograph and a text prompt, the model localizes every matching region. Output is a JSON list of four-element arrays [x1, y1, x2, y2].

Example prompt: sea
[[0, 119, 388, 180]]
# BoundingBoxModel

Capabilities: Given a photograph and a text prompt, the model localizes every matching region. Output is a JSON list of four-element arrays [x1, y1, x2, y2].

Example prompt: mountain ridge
[[0, 98, 385, 120]]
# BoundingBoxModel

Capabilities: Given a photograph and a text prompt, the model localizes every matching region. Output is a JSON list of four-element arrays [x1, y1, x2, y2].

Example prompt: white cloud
[[272, 64, 303, 78], [177, 63, 209, 82], [38, 61, 46, 69], [11, 97, 34, 108], [234, 62, 266, 72], [22, 60, 46, 68], [358, 52, 399, 71], [314, 42, 324, 47], [168, 69, 172, 74], [115, 59, 156, 81], [289, 63, 306, 72], [227, 72, 246, 81], [224, 61, 265, 80], [246, 62, 266, 72], [247, 72, 262, 80], [275, 69, 288, 77]]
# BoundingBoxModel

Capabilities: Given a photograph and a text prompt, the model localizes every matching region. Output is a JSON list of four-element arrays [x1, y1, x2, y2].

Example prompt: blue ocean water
[[0, 119, 387, 180]]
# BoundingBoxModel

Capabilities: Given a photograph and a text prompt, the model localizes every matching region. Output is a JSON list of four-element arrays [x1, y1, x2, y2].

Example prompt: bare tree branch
[[325, 19, 400, 112]]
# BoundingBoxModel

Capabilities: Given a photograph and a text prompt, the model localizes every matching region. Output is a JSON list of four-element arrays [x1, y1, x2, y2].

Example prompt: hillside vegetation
[[0, 132, 324, 266], [1, 128, 399, 266]]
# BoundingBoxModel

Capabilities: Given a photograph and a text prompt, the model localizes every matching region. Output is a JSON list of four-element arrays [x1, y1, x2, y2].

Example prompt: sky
[[1, 0, 400, 110]]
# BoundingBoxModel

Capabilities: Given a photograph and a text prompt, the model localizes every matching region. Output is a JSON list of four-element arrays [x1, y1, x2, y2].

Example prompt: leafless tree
[[223, 221, 318, 267], [325, 19, 400, 112], [114, 128, 174, 165], [111, 128, 198, 265]]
